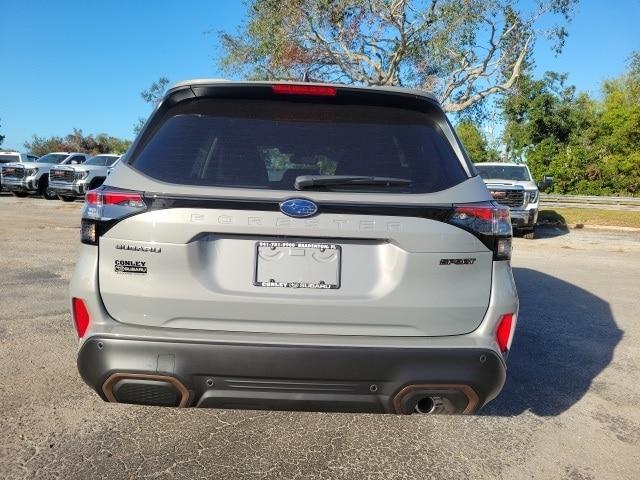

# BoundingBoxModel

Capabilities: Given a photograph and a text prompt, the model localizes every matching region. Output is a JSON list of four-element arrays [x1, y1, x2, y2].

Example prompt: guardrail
[[541, 194, 640, 211]]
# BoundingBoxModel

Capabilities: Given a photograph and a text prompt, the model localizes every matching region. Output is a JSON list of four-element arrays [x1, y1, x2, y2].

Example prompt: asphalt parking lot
[[1, 194, 639, 480]]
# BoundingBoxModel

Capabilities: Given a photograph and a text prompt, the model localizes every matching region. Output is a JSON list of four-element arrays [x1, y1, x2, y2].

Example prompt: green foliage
[[217, 0, 576, 112], [134, 77, 170, 135], [455, 120, 498, 162], [0, 118, 5, 147], [502, 53, 640, 196], [24, 129, 132, 157]]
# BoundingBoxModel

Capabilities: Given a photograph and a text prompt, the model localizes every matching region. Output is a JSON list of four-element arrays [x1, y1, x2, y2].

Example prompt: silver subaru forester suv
[[70, 80, 518, 415]]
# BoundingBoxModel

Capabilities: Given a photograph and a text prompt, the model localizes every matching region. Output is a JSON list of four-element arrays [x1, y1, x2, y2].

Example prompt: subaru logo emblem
[[279, 198, 318, 218]]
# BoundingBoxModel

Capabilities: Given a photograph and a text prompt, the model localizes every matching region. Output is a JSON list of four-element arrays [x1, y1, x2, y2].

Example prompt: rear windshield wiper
[[295, 175, 412, 190]]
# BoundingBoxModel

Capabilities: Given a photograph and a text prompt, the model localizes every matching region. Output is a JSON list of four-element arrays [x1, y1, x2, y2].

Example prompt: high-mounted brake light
[[72, 297, 91, 338], [449, 202, 512, 260], [272, 84, 337, 96], [496, 313, 515, 352]]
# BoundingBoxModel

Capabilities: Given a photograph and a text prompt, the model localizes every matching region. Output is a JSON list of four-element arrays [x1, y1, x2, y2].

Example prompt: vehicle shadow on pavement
[[534, 225, 570, 239], [483, 267, 622, 416]]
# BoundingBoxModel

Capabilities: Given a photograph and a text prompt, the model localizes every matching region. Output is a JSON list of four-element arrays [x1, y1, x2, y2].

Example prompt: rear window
[[84, 155, 119, 166], [37, 153, 70, 164], [130, 99, 468, 193], [476, 164, 531, 181]]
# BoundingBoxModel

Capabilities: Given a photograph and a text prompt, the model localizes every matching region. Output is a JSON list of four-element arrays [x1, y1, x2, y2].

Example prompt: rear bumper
[[77, 336, 506, 414]]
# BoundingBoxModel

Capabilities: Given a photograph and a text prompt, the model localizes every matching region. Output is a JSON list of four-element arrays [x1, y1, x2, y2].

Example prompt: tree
[[24, 129, 132, 157], [501, 52, 640, 195], [502, 72, 579, 162], [218, 0, 576, 112], [0, 118, 5, 147], [456, 120, 489, 162], [134, 77, 170, 134], [590, 52, 640, 194]]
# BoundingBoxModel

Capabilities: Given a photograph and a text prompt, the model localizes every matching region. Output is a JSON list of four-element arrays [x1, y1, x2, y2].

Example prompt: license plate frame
[[254, 241, 342, 289]]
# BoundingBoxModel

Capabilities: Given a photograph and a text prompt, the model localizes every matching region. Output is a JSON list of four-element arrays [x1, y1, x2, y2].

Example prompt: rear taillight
[[85, 189, 145, 208], [72, 297, 90, 338], [449, 202, 512, 260], [496, 313, 515, 352], [272, 84, 337, 96], [81, 188, 146, 244]]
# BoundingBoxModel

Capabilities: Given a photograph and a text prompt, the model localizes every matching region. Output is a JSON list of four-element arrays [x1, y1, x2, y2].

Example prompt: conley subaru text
[[70, 80, 518, 415]]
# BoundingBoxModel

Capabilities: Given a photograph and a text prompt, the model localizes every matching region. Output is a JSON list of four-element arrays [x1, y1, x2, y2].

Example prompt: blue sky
[[1, 0, 639, 150]]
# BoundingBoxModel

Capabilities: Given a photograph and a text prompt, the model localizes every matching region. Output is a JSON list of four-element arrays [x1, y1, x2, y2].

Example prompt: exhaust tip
[[414, 396, 436, 414], [102, 373, 190, 407], [392, 384, 479, 414]]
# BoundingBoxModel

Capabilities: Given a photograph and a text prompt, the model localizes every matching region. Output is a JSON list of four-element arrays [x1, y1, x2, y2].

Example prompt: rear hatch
[[93, 83, 498, 337]]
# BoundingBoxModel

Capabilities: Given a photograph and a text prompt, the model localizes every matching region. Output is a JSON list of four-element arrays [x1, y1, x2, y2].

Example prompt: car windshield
[[36, 153, 70, 164], [84, 155, 119, 166], [129, 98, 468, 193], [475, 164, 531, 181], [0, 154, 20, 164]]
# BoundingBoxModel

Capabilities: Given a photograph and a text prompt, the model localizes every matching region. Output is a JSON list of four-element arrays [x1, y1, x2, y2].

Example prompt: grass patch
[[538, 208, 640, 228]]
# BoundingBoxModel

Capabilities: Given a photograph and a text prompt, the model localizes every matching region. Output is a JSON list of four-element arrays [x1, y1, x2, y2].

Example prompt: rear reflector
[[72, 298, 90, 338], [496, 313, 515, 352], [272, 84, 337, 96]]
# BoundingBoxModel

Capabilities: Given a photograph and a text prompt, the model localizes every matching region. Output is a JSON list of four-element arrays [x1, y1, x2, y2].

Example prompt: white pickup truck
[[475, 162, 551, 239], [49, 154, 120, 201], [0, 151, 39, 192], [1, 152, 88, 199]]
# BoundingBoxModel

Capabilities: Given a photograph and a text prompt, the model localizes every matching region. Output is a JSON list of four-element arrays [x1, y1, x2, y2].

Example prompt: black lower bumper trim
[[49, 187, 78, 197], [77, 337, 506, 414], [511, 211, 536, 229], [4, 184, 33, 192]]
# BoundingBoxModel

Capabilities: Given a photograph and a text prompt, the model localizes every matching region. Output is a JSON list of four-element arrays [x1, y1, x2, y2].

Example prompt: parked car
[[0, 151, 38, 192], [475, 162, 540, 239], [49, 154, 120, 201], [71, 80, 518, 415], [1, 152, 88, 199]]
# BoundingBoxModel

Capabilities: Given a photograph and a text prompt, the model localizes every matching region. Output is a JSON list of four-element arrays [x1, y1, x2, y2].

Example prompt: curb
[[568, 224, 640, 233], [537, 223, 640, 233]]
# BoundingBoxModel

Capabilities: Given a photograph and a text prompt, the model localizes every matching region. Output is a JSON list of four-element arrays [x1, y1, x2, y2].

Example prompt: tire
[[60, 196, 76, 202], [522, 229, 535, 240], [38, 177, 57, 200], [12, 192, 29, 198]]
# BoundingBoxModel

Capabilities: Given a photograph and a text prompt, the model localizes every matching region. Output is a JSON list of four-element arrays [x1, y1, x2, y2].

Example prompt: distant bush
[[24, 129, 132, 157]]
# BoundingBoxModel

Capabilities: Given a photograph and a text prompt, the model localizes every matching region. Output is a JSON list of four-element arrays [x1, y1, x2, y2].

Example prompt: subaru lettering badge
[[279, 198, 318, 218]]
